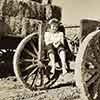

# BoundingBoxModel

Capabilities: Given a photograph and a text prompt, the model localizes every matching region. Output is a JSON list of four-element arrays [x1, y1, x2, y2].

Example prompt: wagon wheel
[[0, 49, 14, 64], [75, 30, 100, 100], [13, 33, 56, 91], [0, 49, 15, 77]]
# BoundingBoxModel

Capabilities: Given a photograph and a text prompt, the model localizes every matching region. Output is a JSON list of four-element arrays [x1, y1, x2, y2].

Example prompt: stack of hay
[[0, 0, 62, 36]]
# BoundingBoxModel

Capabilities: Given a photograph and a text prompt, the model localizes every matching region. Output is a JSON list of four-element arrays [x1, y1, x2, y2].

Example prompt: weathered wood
[[75, 29, 100, 100], [80, 19, 100, 41], [38, 21, 42, 60], [13, 32, 57, 91]]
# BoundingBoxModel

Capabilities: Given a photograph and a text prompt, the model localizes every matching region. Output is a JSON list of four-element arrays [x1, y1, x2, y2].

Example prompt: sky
[[52, 0, 100, 25]]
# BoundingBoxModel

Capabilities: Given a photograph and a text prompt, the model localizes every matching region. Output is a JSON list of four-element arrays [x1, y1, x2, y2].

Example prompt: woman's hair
[[47, 18, 64, 32], [47, 18, 59, 30], [48, 18, 59, 25]]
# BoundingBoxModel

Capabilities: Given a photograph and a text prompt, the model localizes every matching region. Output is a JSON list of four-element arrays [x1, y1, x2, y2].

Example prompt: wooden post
[[38, 21, 42, 61]]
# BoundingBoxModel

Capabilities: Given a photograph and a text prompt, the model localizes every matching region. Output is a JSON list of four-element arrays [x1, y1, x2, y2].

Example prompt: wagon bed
[[0, 35, 22, 49]]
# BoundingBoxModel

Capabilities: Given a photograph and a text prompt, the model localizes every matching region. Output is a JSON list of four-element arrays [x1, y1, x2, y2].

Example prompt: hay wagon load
[[0, 0, 61, 64], [0, 0, 63, 90]]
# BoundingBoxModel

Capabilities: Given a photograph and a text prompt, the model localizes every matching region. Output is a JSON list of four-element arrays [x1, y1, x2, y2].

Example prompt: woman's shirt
[[44, 31, 64, 46]]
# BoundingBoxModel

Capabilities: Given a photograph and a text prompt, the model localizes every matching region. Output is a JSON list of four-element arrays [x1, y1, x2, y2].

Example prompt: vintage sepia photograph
[[0, 0, 100, 100]]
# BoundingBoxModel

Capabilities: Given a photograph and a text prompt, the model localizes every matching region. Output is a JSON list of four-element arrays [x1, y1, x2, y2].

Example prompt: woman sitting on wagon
[[44, 18, 68, 75]]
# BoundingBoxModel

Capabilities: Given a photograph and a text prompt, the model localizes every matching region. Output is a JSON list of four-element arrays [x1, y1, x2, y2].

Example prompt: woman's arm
[[59, 32, 64, 45], [44, 32, 53, 45]]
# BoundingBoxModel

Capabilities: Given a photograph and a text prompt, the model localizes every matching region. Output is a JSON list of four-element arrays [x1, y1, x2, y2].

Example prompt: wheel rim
[[75, 30, 100, 100], [13, 33, 53, 91]]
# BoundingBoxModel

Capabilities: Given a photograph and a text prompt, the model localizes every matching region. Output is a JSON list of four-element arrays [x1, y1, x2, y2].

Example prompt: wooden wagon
[[13, 19, 75, 91], [12, 18, 100, 100], [0, 0, 70, 91], [0, 0, 100, 100], [75, 19, 100, 100]]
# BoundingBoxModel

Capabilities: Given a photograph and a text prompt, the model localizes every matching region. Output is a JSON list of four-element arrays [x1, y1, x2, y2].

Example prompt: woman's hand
[[53, 41, 61, 48]]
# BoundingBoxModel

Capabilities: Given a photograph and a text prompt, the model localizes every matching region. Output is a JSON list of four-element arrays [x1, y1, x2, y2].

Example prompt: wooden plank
[[38, 22, 42, 60]]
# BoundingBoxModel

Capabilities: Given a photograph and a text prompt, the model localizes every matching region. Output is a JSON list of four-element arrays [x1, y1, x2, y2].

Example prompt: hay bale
[[52, 5, 62, 21], [0, 0, 62, 36], [44, 4, 52, 20], [21, 18, 40, 37], [0, 18, 11, 38], [26, 1, 45, 20], [26, 1, 38, 18], [0, 0, 61, 21], [1, 16, 22, 35], [2, 16, 40, 36], [3, 0, 19, 16], [35, 3, 44, 20], [0, 0, 42, 18], [44, 4, 62, 21]]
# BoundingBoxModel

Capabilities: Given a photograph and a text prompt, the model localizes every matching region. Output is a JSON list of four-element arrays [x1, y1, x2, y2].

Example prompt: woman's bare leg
[[49, 53, 55, 74], [59, 50, 67, 75]]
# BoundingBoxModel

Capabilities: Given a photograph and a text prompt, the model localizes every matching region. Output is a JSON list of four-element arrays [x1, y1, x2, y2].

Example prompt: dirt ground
[[0, 62, 81, 100]]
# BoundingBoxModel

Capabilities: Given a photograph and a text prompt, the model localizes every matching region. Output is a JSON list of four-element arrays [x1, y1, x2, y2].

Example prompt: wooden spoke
[[6, 49, 10, 52], [24, 48, 37, 58], [24, 67, 39, 82], [86, 73, 100, 87], [39, 68, 44, 86], [22, 59, 34, 63], [32, 70, 40, 86], [84, 55, 99, 70], [91, 45, 100, 64], [0, 50, 5, 53], [28, 67, 39, 77], [35, 68, 44, 87], [30, 74, 37, 87], [30, 41, 38, 55], [18, 58, 38, 65], [23, 64, 38, 72], [0, 51, 2, 54]]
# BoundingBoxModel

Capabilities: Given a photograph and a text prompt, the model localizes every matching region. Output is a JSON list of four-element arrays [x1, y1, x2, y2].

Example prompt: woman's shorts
[[47, 43, 65, 56]]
